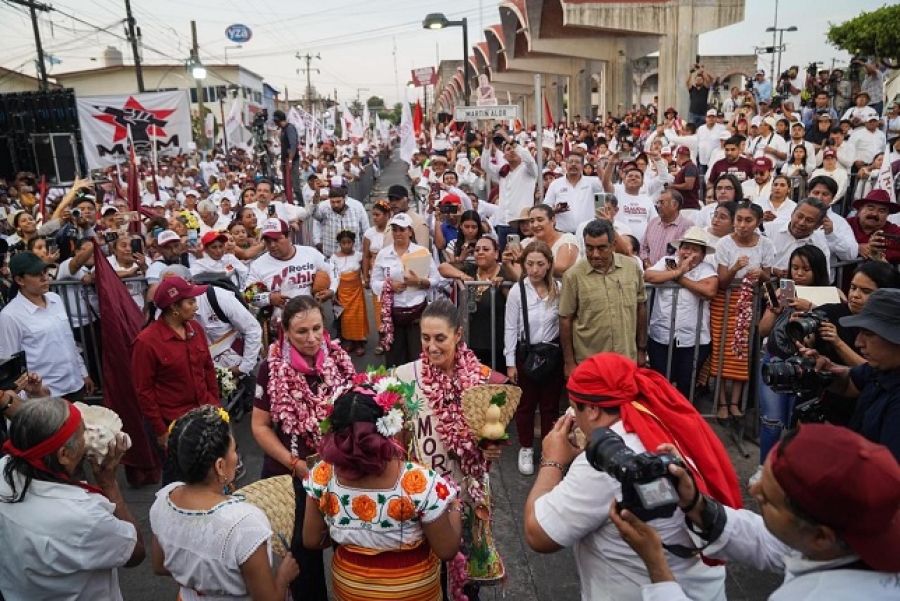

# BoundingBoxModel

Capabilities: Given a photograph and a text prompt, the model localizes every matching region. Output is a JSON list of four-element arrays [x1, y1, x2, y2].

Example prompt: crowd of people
[[0, 54, 898, 601]]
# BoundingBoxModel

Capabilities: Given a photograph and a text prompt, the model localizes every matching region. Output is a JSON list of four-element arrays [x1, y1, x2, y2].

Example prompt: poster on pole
[[411, 67, 438, 87], [77, 91, 193, 170]]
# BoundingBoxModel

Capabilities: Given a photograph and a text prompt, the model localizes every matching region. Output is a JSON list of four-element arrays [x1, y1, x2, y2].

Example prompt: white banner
[[399, 91, 417, 164], [77, 91, 193, 170]]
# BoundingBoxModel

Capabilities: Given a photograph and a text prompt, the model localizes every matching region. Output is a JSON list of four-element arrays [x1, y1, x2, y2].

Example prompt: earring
[[172, 312, 180, 318]]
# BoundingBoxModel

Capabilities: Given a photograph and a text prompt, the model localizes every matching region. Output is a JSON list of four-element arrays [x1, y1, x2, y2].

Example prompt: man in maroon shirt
[[847, 189, 900, 265], [668, 145, 700, 209], [707, 135, 755, 186]]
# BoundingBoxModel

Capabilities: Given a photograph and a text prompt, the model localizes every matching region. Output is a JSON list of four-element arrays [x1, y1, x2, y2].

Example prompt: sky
[[0, 0, 887, 105]]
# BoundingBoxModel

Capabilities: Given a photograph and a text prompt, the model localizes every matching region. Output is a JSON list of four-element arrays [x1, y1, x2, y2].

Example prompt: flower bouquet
[[319, 366, 420, 438], [216, 367, 238, 398]]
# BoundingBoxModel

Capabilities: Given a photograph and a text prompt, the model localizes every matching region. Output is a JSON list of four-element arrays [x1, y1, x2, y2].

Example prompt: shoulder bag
[[516, 279, 561, 381]]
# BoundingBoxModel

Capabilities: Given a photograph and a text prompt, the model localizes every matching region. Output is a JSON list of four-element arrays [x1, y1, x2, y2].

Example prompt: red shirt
[[847, 216, 900, 264], [132, 318, 220, 436]]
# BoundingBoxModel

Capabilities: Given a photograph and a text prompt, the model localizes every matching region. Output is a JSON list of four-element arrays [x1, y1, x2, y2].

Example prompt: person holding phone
[[543, 153, 604, 234], [108, 234, 147, 308], [847, 189, 900, 266], [504, 205, 579, 280]]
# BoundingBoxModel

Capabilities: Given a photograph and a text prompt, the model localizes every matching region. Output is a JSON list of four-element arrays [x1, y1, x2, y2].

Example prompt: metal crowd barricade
[[451, 277, 765, 449], [347, 164, 376, 202], [49, 277, 150, 400]]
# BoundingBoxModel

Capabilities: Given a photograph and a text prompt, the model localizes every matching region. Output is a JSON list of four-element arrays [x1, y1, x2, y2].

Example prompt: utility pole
[[296, 53, 320, 112], [191, 21, 206, 150], [8, 0, 51, 90], [123, 0, 144, 92]]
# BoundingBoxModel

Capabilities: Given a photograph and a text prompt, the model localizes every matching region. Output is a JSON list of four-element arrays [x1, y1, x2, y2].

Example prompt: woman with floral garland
[[251, 295, 357, 601], [302, 386, 462, 601], [393, 299, 511, 600]]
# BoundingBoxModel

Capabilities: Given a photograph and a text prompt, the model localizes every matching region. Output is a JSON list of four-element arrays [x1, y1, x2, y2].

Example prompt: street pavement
[[118, 153, 782, 600]]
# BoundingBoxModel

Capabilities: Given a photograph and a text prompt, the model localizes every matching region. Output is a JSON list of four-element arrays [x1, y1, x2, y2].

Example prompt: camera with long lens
[[762, 355, 834, 397], [745, 78, 755, 92], [586, 427, 686, 522], [785, 310, 828, 344]]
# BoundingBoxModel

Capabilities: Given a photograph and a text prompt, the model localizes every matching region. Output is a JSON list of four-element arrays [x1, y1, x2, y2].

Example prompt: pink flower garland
[[379, 268, 395, 351], [417, 343, 490, 505], [731, 274, 758, 360], [267, 337, 356, 455]]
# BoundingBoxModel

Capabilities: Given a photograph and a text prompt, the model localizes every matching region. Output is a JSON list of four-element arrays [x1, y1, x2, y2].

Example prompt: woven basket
[[235, 475, 295, 557], [461, 384, 522, 440]]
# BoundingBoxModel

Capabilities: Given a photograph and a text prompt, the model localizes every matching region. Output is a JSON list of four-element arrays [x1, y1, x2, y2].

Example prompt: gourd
[[480, 395, 507, 440]]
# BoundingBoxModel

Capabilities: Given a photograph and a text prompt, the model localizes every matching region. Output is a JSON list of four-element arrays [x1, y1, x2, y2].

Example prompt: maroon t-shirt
[[708, 157, 755, 187], [673, 160, 701, 209], [253, 358, 318, 477]]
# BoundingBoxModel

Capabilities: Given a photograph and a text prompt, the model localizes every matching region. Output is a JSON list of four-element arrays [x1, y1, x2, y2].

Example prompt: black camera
[[762, 355, 834, 396], [439, 203, 457, 214], [745, 78, 755, 92], [71, 208, 82, 219], [780, 71, 791, 81], [586, 427, 686, 521], [785, 310, 828, 344], [0, 352, 27, 391]]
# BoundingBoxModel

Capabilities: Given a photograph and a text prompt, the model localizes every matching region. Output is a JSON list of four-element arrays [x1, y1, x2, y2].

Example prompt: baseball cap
[[200, 231, 227, 247], [152, 200, 167, 208], [185, 189, 200, 197], [675, 145, 691, 155], [840, 289, 900, 344], [260, 218, 289, 239], [660, 146, 673, 156], [706, 109, 718, 117], [387, 184, 409, 200], [440, 193, 462, 206], [718, 131, 731, 140], [817, 113, 833, 121], [750, 116, 763, 128], [157, 230, 181, 246], [866, 113, 881, 122], [762, 116, 778, 129], [822, 149, 836, 159], [388, 213, 413, 229], [9, 252, 49, 278], [770, 423, 900, 572], [101, 205, 119, 216], [753, 157, 773, 171], [153, 276, 208, 310], [756, 69, 765, 75]]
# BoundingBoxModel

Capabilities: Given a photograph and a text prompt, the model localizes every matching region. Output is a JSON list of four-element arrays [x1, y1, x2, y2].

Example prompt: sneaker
[[518, 448, 534, 476], [748, 466, 763, 487]]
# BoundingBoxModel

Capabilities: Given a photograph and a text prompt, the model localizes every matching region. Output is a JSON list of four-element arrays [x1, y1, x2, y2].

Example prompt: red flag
[[413, 100, 423, 137], [93, 244, 161, 485], [127, 129, 142, 235], [38, 174, 48, 220], [543, 96, 554, 129]]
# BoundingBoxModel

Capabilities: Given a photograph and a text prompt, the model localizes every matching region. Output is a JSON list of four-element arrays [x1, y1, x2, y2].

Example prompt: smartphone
[[430, 183, 441, 196], [880, 232, 900, 250], [187, 229, 199, 247], [594, 192, 613, 213], [130, 238, 144, 255], [763, 281, 779, 307], [103, 231, 119, 244], [122, 211, 139, 223], [506, 234, 520, 251], [267, 205, 276, 217], [779, 279, 796, 307], [665, 258, 677, 270], [0, 351, 27, 391], [152, 226, 164, 239]]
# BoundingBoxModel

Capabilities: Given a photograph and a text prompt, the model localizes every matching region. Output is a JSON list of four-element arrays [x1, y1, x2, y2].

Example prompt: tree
[[366, 95, 385, 110], [827, 5, 900, 68]]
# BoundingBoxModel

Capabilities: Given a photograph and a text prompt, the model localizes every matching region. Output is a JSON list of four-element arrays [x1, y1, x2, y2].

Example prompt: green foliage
[[827, 5, 900, 65], [490, 392, 506, 407]]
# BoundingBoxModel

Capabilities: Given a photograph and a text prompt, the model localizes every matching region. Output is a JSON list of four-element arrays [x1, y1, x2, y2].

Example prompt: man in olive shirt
[[560, 219, 648, 377]]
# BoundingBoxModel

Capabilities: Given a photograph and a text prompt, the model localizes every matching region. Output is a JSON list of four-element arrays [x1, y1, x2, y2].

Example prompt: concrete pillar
[[658, 1, 699, 119]]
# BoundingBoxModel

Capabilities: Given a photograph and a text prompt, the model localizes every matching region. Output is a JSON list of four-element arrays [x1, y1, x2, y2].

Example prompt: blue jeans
[[757, 354, 797, 466], [496, 225, 512, 254]]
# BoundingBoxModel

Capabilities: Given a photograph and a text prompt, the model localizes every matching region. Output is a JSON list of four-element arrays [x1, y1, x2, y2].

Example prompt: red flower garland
[[731, 274, 758, 360]]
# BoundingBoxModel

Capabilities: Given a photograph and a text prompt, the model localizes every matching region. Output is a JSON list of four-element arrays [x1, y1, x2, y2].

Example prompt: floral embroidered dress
[[303, 460, 455, 601]]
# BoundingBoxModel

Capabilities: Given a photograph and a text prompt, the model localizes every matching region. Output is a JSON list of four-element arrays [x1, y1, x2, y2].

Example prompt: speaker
[[31, 133, 77, 185]]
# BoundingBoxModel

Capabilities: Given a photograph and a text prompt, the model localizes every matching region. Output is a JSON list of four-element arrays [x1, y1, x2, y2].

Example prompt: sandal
[[374, 345, 385, 355], [354, 345, 366, 357], [716, 402, 729, 427], [728, 403, 744, 418]]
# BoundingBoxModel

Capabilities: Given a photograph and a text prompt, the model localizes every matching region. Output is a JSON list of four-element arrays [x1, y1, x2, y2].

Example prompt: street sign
[[225, 24, 253, 43], [454, 105, 519, 121], [411, 67, 437, 87]]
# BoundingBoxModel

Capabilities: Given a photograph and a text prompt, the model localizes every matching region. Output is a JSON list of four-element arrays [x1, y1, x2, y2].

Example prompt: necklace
[[417, 344, 489, 504]]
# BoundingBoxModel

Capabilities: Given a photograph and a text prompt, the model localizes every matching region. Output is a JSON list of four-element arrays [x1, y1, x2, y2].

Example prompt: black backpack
[[192, 272, 248, 324]]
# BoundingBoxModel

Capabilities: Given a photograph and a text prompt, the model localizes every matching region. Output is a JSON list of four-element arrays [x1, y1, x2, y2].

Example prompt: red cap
[[753, 156, 773, 171], [822, 149, 836, 159], [675, 145, 691, 155], [153, 276, 208, 310], [441, 193, 462, 206], [770, 424, 900, 572], [200, 231, 227, 247], [260, 218, 290, 239]]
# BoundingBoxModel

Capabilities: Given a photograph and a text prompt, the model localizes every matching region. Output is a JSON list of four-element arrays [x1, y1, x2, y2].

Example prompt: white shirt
[[370, 242, 440, 309], [55, 258, 100, 327], [0, 456, 137, 601], [250, 201, 307, 228], [504, 278, 561, 367], [850, 128, 886, 165], [716, 235, 776, 280], [198, 214, 232, 235], [648, 257, 716, 346], [544, 175, 604, 233], [664, 128, 699, 164], [480, 146, 538, 226], [823, 209, 859, 265], [741, 178, 774, 203], [245, 245, 337, 306], [696, 123, 728, 166], [108, 255, 145, 308], [534, 421, 727, 601], [756, 198, 797, 229], [749, 132, 789, 168], [785, 139, 817, 173], [766, 220, 831, 273], [0, 292, 88, 396], [194, 287, 263, 375], [613, 184, 658, 242], [641, 507, 900, 601], [191, 254, 249, 289], [809, 167, 849, 199]]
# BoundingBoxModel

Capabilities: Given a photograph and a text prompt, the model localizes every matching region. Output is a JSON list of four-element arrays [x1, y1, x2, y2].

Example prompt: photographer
[[752, 69, 772, 104], [685, 64, 712, 126], [524, 352, 741, 601], [852, 58, 885, 115], [800, 288, 900, 460], [609, 424, 900, 600]]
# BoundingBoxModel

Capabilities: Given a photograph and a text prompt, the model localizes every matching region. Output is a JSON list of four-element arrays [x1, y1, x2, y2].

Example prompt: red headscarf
[[568, 353, 742, 509]]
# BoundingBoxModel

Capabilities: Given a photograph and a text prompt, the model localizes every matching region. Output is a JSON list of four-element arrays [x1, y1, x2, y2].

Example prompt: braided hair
[[167, 406, 232, 484], [320, 391, 401, 480]]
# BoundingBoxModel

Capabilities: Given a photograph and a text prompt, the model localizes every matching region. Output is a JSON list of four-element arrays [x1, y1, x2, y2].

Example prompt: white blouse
[[503, 278, 561, 367]]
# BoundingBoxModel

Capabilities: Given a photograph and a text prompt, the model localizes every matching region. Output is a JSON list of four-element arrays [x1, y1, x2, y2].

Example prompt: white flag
[[224, 98, 246, 150], [399, 90, 417, 164], [874, 139, 897, 203], [204, 113, 215, 140]]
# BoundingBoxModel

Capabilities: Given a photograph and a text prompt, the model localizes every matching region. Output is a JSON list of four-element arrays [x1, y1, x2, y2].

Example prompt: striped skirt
[[708, 288, 750, 382], [337, 271, 370, 342], [332, 543, 442, 601]]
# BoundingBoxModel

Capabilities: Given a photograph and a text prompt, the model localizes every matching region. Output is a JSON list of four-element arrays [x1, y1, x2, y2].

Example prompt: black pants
[[290, 477, 328, 601], [72, 321, 102, 391], [384, 320, 422, 369], [648, 339, 711, 400]]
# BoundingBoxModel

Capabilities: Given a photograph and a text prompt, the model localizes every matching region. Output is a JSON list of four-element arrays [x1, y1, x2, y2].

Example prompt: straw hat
[[674, 226, 715, 254], [235, 475, 295, 556]]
